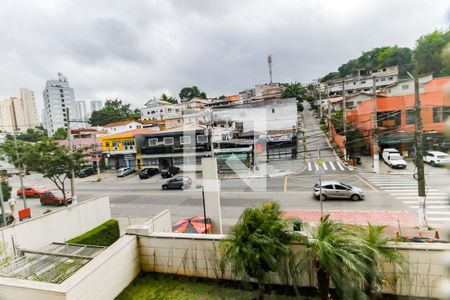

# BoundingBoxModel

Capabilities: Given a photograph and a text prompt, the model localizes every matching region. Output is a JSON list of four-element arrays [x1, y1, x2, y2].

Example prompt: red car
[[40, 190, 72, 206], [17, 185, 50, 198]]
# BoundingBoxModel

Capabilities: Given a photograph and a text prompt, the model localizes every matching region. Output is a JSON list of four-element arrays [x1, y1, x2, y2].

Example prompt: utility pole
[[0, 180, 7, 226], [410, 67, 426, 229], [267, 55, 273, 84], [94, 131, 101, 182], [317, 148, 324, 217], [67, 108, 76, 198], [318, 81, 323, 119], [372, 76, 380, 173], [342, 80, 347, 161], [327, 84, 332, 138], [10, 102, 27, 209]]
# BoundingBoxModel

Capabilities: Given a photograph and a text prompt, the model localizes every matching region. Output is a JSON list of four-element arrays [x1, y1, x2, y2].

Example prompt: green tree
[[1, 181, 11, 202], [1, 139, 86, 204], [220, 202, 295, 300], [361, 224, 405, 299], [281, 82, 307, 101], [160, 93, 178, 104], [89, 99, 135, 126], [52, 127, 68, 140], [292, 215, 370, 300], [414, 29, 450, 76], [179, 86, 207, 102], [6, 127, 47, 143]]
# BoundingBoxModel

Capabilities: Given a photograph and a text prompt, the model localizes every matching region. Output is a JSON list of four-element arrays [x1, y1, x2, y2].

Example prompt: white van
[[382, 148, 407, 169]]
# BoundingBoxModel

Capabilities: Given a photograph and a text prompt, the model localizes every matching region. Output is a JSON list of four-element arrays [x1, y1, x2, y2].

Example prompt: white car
[[116, 167, 135, 177], [423, 151, 450, 167], [382, 148, 407, 169]]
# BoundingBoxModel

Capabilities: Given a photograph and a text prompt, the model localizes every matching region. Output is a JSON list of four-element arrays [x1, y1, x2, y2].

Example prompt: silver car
[[116, 167, 135, 177], [313, 181, 364, 201]]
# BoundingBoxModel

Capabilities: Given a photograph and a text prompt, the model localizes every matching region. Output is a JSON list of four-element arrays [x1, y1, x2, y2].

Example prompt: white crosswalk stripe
[[360, 173, 450, 226], [305, 161, 348, 172]]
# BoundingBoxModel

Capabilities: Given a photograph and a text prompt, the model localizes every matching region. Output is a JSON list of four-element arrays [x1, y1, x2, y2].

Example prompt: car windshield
[[339, 183, 352, 189]]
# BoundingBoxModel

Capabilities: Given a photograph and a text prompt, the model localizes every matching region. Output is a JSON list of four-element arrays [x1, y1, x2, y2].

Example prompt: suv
[[162, 176, 192, 190], [382, 148, 407, 169], [313, 181, 364, 201], [423, 151, 450, 167], [76, 167, 96, 178], [161, 166, 180, 178], [139, 167, 160, 179], [40, 190, 73, 206]]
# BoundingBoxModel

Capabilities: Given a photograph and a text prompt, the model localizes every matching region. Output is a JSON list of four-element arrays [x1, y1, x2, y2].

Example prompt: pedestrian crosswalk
[[361, 174, 450, 226], [306, 160, 348, 172]]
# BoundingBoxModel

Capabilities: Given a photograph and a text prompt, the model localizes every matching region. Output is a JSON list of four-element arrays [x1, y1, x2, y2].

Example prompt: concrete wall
[[0, 235, 139, 300], [137, 233, 450, 299], [126, 209, 172, 236], [0, 196, 111, 256]]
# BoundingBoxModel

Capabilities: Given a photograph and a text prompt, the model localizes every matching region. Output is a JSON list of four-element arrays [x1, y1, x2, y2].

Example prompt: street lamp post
[[196, 184, 208, 234]]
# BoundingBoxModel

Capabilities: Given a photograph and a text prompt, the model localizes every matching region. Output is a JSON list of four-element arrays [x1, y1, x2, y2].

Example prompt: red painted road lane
[[284, 210, 418, 227]]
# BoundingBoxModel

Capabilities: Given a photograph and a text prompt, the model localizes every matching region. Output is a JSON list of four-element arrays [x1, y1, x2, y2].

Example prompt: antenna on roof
[[268, 55, 273, 84]]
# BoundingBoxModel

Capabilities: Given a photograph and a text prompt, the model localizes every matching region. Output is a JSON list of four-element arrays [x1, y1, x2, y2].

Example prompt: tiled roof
[[99, 128, 158, 140]]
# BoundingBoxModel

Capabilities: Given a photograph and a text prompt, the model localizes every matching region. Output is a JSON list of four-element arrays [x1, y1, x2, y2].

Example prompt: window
[[180, 136, 191, 145], [112, 141, 119, 150], [381, 78, 385, 81], [105, 142, 110, 147], [360, 80, 366, 84], [148, 138, 158, 146], [402, 84, 409, 90], [163, 137, 174, 145], [334, 185, 347, 190], [433, 107, 442, 123], [388, 76, 393, 80], [197, 135, 208, 144], [323, 185, 333, 189], [443, 106, 450, 122], [406, 109, 416, 125], [271, 108, 275, 113]]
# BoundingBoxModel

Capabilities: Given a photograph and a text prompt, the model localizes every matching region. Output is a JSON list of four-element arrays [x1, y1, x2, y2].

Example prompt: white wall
[[0, 235, 140, 300], [126, 209, 172, 236], [137, 233, 450, 299], [0, 196, 111, 256]]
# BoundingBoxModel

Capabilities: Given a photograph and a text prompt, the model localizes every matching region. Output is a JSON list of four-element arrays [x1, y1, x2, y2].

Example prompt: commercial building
[[74, 100, 88, 127], [42, 73, 75, 136], [104, 120, 143, 134], [346, 77, 450, 156]]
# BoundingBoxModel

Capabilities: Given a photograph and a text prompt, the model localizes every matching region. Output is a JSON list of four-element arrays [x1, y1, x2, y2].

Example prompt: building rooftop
[[100, 128, 158, 139], [103, 120, 141, 127]]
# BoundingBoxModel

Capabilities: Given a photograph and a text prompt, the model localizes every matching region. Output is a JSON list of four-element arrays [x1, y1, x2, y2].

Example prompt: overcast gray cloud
[[0, 0, 448, 112]]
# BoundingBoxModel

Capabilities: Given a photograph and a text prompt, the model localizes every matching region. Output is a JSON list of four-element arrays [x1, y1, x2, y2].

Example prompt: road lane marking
[[409, 205, 450, 209], [396, 196, 448, 199], [424, 211, 450, 215], [322, 163, 328, 171], [329, 161, 336, 170], [390, 192, 447, 196], [308, 162, 312, 171], [284, 176, 288, 192], [384, 189, 440, 192], [336, 161, 345, 171], [355, 174, 378, 192], [402, 201, 448, 204], [428, 217, 450, 221]]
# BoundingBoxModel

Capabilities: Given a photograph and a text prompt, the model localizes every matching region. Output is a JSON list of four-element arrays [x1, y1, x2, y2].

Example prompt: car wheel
[[162, 185, 168, 190], [319, 194, 327, 201], [431, 161, 436, 167], [351, 194, 360, 201], [180, 185, 185, 190], [34, 193, 39, 198]]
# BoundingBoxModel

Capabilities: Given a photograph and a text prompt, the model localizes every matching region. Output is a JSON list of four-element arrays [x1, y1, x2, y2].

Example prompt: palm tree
[[160, 93, 178, 104], [291, 215, 370, 300], [361, 224, 405, 299], [220, 202, 295, 300], [281, 82, 307, 101]]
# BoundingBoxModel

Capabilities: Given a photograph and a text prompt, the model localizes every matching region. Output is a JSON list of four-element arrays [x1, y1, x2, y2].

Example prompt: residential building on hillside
[[0, 89, 39, 133], [42, 73, 75, 136], [238, 83, 282, 102], [164, 111, 212, 130], [346, 77, 450, 156], [100, 128, 157, 170], [212, 98, 298, 135], [326, 65, 399, 97], [385, 74, 433, 96], [140, 99, 184, 121], [238, 88, 255, 102], [104, 120, 143, 134]]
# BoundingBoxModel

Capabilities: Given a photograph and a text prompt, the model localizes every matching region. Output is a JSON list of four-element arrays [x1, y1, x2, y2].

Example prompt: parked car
[[313, 181, 364, 201], [139, 167, 160, 179], [40, 190, 72, 206], [162, 176, 192, 190], [116, 167, 135, 177], [423, 151, 450, 167], [161, 166, 180, 178], [76, 167, 96, 178], [0, 213, 14, 227], [382, 148, 407, 169], [16, 185, 49, 198]]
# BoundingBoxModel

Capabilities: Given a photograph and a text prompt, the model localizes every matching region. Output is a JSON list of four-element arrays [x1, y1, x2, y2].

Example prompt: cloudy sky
[[0, 0, 449, 111]]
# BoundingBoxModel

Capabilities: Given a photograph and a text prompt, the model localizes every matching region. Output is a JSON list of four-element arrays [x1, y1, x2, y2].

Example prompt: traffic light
[[254, 139, 266, 156]]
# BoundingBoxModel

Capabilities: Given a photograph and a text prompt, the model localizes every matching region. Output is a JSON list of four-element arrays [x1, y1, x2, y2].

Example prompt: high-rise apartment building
[[0, 88, 39, 133], [74, 100, 88, 127], [42, 73, 75, 136], [90, 100, 103, 113]]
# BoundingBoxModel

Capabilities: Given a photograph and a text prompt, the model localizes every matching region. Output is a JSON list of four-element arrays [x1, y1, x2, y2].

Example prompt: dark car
[[76, 167, 96, 178], [162, 176, 192, 190], [40, 190, 73, 206], [0, 213, 14, 227], [161, 166, 180, 178], [139, 167, 160, 179]]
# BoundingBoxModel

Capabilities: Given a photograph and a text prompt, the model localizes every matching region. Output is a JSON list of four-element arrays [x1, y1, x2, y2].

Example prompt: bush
[[67, 219, 120, 246], [1, 181, 11, 201]]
